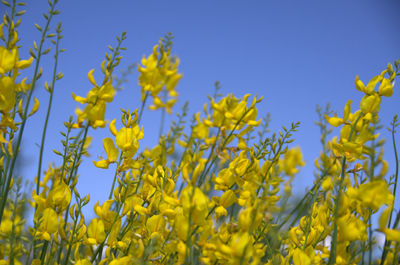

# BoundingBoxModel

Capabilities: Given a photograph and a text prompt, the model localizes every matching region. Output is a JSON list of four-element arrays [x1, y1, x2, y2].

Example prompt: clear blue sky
[[6, 1, 400, 216]]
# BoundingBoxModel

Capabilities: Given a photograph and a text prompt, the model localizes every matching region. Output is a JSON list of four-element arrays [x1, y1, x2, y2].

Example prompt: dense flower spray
[[0, 1, 399, 265]]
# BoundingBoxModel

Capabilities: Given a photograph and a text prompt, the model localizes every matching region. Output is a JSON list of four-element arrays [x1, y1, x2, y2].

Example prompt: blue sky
[[6, 1, 400, 215]]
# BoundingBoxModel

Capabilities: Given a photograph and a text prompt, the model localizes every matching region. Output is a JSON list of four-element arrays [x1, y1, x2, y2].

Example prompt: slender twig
[[328, 112, 363, 265], [36, 22, 62, 194], [0, 0, 58, 225]]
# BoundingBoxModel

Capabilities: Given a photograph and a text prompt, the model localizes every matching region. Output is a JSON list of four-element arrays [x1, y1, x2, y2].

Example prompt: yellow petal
[[109, 119, 118, 136], [325, 115, 343, 127], [366, 75, 382, 94], [220, 190, 237, 208], [103, 138, 119, 162], [379, 207, 392, 230], [292, 248, 311, 265], [355, 75, 366, 93], [15, 56, 33, 69], [40, 208, 59, 236], [29, 97, 40, 116], [383, 228, 400, 242], [88, 218, 105, 244], [0, 76, 16, 112], [360, 94, 381, 114], [215, 205, 228, 217], [93, 159, 110, 169], [72, 92, 87, 104], [146, 214, 165, 234], [343, 100, 352, 121], [378, 78, 393, 97], [88, 69, 98, 87]]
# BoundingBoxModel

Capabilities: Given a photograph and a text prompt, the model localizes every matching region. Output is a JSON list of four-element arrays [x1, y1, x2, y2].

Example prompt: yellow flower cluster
[[0, 23, 33, 139], [0, 2, 400, 265], [138, 37, 182, 114]]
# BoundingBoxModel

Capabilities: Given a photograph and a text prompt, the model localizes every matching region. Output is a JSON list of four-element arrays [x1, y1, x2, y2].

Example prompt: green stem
[[62, 204, 81, 265], [5, 0, 16, 49], [59, 119, 73, 183], [381, 117, 399, 265], [138, 91, 149, 125], [36, 23, 62, 194], [184, 186, 195, 264], [0, 0, 58, 225], [159, 90, 167, 138], [368, 215, 372, 265], [328, 112, 363, 265], [40, 241, 49, 265], [391, 242, 399, 265], [303, 190, 319, 250], [196, 126, 221, 187], [198, 108, 254, 187], [56, 125, 89, 264], [90, 172, 132, 263], [45, 239, 55, 265], [9, 187, 19, 265], [108, 154, 123, 200]]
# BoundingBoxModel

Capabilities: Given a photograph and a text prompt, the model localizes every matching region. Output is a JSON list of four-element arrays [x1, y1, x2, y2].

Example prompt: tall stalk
[[328, 113, 363, 265], [380, 115, 399, 265], [0, 0, 59, 225], [36, 22, 63, 194]]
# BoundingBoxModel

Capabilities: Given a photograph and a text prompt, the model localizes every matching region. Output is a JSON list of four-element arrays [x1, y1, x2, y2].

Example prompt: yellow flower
[[292, 248, 311, 265], [378, 77, 393, 97], [37, 208, 59, 241], [219, 190, 236, 208], [215, 206, 228, 218], [338, 214, 367, 242], [93, 137, 119, 169], [86, 218, 106, 245], [379, 207, 400, 242], [94, 200, 117, 229], [354, 180, 394, 211], [360, 93, 381, 114], [321, 176, 333, 191], [279, 147, 305, 176], [180, 186, 209, 225], [324, 100, 352, 127], [355, 74, 382, 95], [109, 256, 132, 265], [73, 68, 115, 128], [138, 41, 182, 114], [146, 214, 165, 239], [48, 182, 72, 212], [0, 76, 15, 112], [75, 259, 92, 265], [0, 46, 18, 74]]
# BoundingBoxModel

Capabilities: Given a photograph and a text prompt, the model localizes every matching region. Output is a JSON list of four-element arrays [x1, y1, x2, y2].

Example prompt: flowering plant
[[0, 1, 399, 264]]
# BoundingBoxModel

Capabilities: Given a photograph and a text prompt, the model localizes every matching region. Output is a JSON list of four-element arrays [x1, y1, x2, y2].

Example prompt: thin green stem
[[0, 0, 58, 225], [56, 125, 89, 264], [328, 112, 363, 265], [40, 241, 49, 265], [5, 0, 16, 49], [59, 120, 73, 183], [198, 108, 253, 187], [303, 191, 319, 250], [184, 185, 195, 265], [108, 154, 123, 200], [36, 23, 62, 194], [138, 91, 149, 125], [62, 203, 81, 265], [381, 116, 399, 265], [9, 186, 19, 265], [159, 90, 167, 138], [90, 173, 132, 263], [368, 215, 372, 265]]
